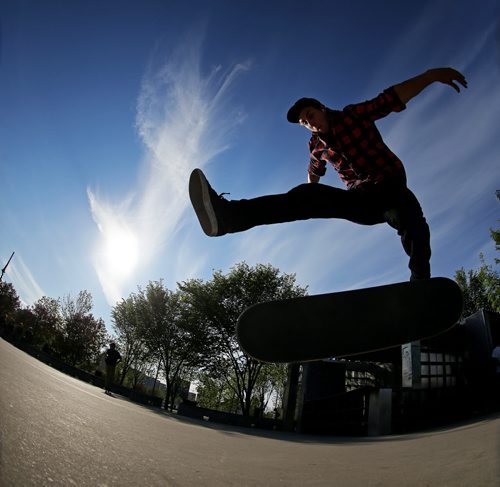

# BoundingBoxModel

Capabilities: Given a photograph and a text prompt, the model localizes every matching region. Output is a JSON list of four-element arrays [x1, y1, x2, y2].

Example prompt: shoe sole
[[189, 169, 218, 236]]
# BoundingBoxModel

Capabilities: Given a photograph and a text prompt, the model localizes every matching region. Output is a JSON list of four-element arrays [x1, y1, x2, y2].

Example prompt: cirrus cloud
[[88, 31, 250, 305]]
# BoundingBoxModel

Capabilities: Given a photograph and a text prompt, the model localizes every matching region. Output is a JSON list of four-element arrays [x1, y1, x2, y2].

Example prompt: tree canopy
[[455, 226, 500, 316], [180, 262, 307, 416]]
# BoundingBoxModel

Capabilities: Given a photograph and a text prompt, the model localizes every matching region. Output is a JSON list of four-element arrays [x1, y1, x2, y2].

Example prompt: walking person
[[104, 343, 122, 395]]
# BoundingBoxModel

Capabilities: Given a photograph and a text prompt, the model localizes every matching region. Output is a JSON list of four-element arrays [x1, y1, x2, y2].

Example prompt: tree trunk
[[164, 381, 172, 411], [152, 360, 161, 395]]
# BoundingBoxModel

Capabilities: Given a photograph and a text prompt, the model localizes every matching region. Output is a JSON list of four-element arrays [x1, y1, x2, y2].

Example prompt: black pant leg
[[227, 183, 382, 233], [382, 188, 431, 279], [224, 182, 431, 280]]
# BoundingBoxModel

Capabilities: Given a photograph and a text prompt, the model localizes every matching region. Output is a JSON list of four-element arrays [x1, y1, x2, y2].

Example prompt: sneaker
[[189, 168, 230, 236]]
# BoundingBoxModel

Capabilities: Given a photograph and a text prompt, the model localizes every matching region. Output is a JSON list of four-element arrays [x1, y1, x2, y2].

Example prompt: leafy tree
[[30, 296, 63, 348], [118, 355, 159, 390], [491, 227, 499, 265], [58, 291, 107, 368], [195, 372, 224, 409], [455, 224, 500, 316], [252, 363, 289, 415], [180, 262, 307, 416], [0, 281, 21, 332], [63, 314, 107, 368], [60, 290, 93, 320], [195, 371, 240, 412], [111, 295, 154, 385], [133, 281, 210, 410], [14, 307, 37, 341]]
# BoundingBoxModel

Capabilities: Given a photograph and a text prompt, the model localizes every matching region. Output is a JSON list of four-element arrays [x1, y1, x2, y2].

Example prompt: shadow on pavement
[[108, 391, 500, 445]]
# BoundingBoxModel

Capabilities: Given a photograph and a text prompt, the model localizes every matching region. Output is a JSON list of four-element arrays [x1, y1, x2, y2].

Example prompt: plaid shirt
[[308, 87, 407, 190]]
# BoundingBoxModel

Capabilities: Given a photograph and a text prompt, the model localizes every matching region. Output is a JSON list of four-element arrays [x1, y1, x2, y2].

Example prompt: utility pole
[[0, 252, 15, 282]]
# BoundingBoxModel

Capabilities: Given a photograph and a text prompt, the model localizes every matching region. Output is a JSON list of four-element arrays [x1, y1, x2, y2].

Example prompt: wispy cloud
[[4, 253, 45, 306], [88, 31, 250, 305]]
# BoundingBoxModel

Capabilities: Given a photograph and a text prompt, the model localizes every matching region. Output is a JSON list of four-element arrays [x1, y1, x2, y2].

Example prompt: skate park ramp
[[1, 338, 498, 486]]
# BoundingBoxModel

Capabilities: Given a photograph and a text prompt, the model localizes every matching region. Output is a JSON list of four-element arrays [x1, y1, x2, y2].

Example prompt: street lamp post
[[0, 252, 15, 282]]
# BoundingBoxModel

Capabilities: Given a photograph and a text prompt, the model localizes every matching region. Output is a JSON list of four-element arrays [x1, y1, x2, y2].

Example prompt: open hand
[[429, 67, 468, 93]]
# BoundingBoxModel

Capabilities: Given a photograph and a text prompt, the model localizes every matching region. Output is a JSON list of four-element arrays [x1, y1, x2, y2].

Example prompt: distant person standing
[[104, 343, 122, 394]]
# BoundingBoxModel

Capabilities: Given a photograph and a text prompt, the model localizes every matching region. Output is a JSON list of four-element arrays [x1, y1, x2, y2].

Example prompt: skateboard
[[236, 277, 463, 363]]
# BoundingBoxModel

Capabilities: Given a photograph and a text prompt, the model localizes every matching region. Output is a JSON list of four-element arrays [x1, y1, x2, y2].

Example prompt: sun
[[102, 224, 140, 279]]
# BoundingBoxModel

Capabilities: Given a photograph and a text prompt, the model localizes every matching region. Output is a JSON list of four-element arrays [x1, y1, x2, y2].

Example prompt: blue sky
[[1, 0, 499, 332]]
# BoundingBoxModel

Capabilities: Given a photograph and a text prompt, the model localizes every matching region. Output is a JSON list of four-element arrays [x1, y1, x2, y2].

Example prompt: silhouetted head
[[287, 97, 330, 133]]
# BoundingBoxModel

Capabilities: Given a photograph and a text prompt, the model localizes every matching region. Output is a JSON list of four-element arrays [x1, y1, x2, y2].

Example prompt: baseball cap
[[287, 97, 323, 123]]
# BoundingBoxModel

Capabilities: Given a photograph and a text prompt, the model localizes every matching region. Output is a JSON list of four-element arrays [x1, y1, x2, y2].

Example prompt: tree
[[111, 295, 153, 385], [491, 227, 499, 265], [58, 291, 107, 368], [252, 363, 289, 416], [133, 281, 210, 410], [195, 371, 240, 412], [60, 290, 93, 321], [0, 281, 21, 333], [455, 263, 499, 317], [180, 262, 307, 416], [195, 372, 225, 409], [30, 296, 63, 348], [455, 225, 500, 316]]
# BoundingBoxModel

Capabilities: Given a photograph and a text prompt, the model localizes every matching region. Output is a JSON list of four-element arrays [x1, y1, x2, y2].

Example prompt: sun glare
[[102, 225, 140, 278]]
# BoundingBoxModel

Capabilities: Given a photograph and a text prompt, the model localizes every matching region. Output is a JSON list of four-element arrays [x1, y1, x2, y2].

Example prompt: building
[[284, 310, 500, 435]]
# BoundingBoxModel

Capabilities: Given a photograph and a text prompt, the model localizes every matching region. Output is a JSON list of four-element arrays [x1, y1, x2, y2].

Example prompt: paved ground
[[0, 338, 499, 486]]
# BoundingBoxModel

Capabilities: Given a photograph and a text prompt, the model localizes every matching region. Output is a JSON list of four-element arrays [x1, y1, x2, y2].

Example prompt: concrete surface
[[0, 338, 499, 486]]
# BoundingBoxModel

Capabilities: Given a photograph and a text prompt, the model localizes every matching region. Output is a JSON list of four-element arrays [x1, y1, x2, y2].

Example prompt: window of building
[[420, 349, 462, 388]]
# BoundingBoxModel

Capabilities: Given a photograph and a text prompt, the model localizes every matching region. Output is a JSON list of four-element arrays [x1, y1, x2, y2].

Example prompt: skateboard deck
[[236, 277, 463, 363]]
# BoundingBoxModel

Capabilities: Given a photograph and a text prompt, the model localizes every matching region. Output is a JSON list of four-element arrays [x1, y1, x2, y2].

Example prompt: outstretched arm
[[393, 68, 467, 104]]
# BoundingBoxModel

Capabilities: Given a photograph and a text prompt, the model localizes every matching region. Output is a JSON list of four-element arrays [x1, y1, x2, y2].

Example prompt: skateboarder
[[190, 67, 467, 280]]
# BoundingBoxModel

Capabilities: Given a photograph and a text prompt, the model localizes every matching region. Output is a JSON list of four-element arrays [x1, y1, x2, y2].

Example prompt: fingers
[[442, 68, 468, 92], [453, 70, 468, 89]]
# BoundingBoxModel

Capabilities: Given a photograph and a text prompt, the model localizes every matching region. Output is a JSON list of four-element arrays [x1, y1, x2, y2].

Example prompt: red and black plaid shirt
[[308, 87, 407, 190]]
